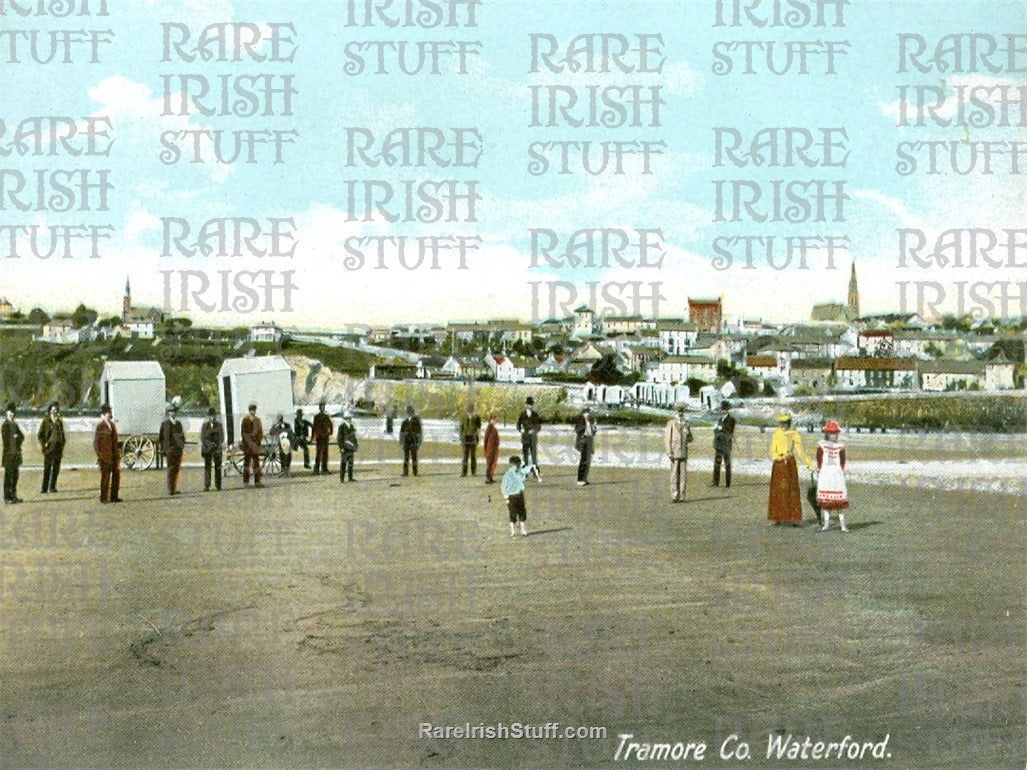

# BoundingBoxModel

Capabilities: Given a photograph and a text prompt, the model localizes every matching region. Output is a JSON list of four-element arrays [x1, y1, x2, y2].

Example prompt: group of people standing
[[3, 401, 67, 504], [2, 396, 850, 532]]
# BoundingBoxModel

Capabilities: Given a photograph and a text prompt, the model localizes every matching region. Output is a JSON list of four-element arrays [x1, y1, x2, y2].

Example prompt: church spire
[[123, 276, 131, 320], [847, 261, 859, 321]]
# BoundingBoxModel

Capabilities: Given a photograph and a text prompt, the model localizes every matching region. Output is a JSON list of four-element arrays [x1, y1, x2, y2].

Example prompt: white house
[[249, 322, 283, 344], [658, 320, 699, 355], [648, 355, 717, 385], [746, 353, 788, 386], [37, 318, 83, 344], [834, 357, 918, 391], [485, 354, 532, 382], [572, 305, 595, 338], [985, 355, 1016, 390]]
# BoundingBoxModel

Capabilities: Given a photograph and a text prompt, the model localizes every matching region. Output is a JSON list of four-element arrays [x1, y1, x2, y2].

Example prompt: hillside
[[0, 330, 377, 412]]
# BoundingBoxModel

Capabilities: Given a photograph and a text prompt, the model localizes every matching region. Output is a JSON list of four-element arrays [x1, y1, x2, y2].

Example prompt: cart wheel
[[263, 449, 282, 477], [123, 435, 155, 471], [223, 447, 244, 476]]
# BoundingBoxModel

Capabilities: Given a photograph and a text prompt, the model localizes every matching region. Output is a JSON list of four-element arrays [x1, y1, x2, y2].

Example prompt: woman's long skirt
[[768, 456, 802, 523]]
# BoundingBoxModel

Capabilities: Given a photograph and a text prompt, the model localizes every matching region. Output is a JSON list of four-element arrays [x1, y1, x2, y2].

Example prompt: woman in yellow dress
[[768, 412, 813, 526]]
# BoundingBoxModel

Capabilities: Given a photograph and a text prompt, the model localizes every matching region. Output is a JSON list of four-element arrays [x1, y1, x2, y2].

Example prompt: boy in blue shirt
[[501, 455, 535, 537]]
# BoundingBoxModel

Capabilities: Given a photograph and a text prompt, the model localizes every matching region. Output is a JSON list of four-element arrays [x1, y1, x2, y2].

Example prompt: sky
[[1, 0, 1025, 329]]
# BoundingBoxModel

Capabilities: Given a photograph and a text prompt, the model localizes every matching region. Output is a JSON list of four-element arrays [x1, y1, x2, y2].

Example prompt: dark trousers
[[507, 492, 527, 522], [713, 450, 732, 487], [203, 452, 222, 490], [243, 452, 262, 485], [339, 451, 354, 482], [521, 436, 539, 471], [42, 452, 62, 492], [280, 450, 292, 474], [403, 447, 418, 476], [296, 439, 310, 467], [166, 453, 182, 494], [461, 443, 477, 475], [3, 462, 19, 501], [577, 446, 592, 483], [99, 463, 120, 502], [314, 439, 329, 474]]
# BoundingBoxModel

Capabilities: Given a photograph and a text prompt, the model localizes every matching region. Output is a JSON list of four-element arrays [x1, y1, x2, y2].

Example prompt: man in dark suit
[[712, 401, 737, 488], [459, 403, 482, 476], [240, 403, 264, 487], [158, 404, 186, 495], [399, 405, 422, 477], [311, 401, 333, 475], [293, 408, 313, 468], [93, 403, 121, 503], [337, 408, 358, 482], [515, 396, 542, 481], [2, 402, 24, 504], [37, 401, 66, 493], [200, 407, 225, 491]]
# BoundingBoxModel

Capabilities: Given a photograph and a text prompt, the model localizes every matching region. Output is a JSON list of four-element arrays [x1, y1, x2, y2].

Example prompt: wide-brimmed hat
[[823, 420, 841, 434], [4, 402, 15, 413], [525, 396, 534, 405], [775, 412, 792, 423], [207, 407, 217, 416], [248, 403, 257, 411]]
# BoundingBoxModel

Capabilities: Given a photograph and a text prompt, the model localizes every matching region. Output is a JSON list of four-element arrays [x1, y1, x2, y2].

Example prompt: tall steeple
[[123, 276, 131, 320], [847, 261, 859, 321]]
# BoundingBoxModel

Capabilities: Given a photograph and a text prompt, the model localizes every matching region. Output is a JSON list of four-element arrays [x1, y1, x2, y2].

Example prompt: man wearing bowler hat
[[516, 396, 542, 481], [312, 400, 333, 475], [2, 402, 24, 504], [399, 405, 422, 477], [37, 401, 66, 494], [241, 402, 265, 487], [200, 407, 225, 491], [93, 403, 121, 503], [158, 403, 186, 495]]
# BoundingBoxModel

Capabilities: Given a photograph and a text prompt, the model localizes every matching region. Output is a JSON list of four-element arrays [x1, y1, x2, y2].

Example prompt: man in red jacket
[[240, 402, 265, 487], [93, 403, 121, 503]]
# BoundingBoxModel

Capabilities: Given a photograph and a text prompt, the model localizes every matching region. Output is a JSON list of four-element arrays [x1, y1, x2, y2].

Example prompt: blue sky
[[1, 0, 1024, 328]]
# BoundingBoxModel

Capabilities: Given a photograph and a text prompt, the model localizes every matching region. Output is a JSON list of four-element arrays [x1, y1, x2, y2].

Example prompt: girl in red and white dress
[[816, 420, 849, 532]]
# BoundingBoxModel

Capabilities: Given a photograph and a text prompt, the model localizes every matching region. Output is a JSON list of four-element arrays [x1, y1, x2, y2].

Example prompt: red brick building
[[688, 297, 722, 333]]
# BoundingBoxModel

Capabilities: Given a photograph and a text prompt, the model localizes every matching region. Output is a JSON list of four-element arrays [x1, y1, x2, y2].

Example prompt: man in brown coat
[[93, 403, 121, 503], [240, 402, 264, 487], [158, 404, 186, 495]]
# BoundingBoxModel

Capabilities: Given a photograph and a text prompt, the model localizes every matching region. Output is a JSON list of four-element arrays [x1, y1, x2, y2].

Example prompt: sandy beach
[[0, 428, 1022, 768]]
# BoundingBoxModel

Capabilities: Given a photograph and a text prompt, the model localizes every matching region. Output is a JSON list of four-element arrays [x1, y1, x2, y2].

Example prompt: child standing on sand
[[501, 456, 534, 537], [816, 420, 850, 532]]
